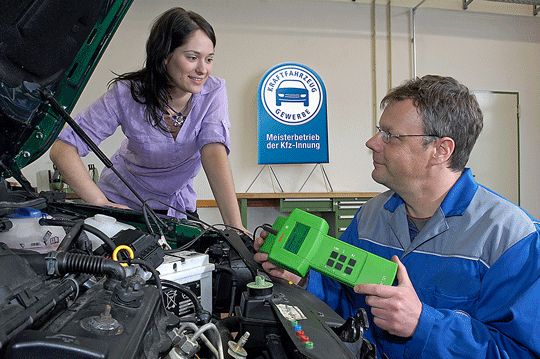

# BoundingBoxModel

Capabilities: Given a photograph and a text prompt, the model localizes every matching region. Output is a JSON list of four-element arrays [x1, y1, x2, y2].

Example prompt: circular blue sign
[[261, 64, 323, 126]]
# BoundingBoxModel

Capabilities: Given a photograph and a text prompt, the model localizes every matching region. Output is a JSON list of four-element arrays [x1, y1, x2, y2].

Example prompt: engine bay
[[0, 192, 377, 359]]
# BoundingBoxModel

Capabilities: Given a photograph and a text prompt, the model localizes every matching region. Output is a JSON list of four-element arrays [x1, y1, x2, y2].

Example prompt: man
[[254, 75, 540, 358]]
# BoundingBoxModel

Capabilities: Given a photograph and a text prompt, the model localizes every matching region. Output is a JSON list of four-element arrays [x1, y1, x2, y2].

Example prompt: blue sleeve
[[406, 231, 540, 359]]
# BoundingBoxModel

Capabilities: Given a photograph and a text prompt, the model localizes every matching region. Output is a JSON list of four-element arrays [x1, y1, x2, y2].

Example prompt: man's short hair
[[381, 75, 483, 172]]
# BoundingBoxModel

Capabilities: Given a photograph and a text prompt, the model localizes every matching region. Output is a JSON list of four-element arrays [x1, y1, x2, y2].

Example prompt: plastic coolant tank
[[0, 207, 66, 253], [84, 214, 135, 250]]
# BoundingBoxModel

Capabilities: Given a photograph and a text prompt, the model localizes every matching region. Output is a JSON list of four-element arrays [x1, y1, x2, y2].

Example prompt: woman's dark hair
[[109, 7, 216, 132]]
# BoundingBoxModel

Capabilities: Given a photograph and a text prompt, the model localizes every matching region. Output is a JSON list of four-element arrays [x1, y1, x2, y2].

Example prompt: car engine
[[0, 192, 378, 359]]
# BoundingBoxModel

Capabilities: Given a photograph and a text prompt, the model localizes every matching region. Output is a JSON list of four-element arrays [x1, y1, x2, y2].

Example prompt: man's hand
[[354, 255, 422, 338], [253, 231, 303, 285]]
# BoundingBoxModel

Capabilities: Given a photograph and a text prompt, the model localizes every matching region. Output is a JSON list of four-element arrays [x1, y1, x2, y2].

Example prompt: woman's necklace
[[166, 95, 192, 127]]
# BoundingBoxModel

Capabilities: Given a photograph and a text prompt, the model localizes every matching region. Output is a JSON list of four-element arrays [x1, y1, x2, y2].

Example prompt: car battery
[[157, 251, 215, 316]]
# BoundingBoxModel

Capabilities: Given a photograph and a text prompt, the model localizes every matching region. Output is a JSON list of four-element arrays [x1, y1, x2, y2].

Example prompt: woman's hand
[[50, 140, 120, 208]]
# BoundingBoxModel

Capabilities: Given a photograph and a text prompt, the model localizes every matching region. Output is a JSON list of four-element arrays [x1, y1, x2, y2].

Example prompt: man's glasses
[[376, 126, 439, 144]]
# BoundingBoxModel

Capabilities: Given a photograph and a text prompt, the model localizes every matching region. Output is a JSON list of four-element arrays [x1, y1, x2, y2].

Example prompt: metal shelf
[[463, 0, 540, 15]]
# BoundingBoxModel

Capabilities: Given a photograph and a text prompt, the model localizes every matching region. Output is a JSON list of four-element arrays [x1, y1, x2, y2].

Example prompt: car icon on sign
[[276, 80, 309, 106]]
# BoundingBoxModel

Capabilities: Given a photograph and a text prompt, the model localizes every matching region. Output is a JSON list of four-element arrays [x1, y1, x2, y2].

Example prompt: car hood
[[0, 0, 133, 192]]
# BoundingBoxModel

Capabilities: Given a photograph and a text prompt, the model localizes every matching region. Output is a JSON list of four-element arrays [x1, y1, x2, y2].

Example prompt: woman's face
[[164, 29, 214, 96]]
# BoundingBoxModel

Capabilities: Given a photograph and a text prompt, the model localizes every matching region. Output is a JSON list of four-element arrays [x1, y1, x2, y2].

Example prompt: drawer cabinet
[[332, 198, 367, 237]]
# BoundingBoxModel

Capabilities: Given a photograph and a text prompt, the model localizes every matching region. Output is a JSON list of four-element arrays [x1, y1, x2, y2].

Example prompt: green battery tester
[[259, 208, 397, 287]]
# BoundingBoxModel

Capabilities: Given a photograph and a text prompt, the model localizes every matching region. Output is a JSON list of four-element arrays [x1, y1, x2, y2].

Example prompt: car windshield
[[278, 80, 306, 90]]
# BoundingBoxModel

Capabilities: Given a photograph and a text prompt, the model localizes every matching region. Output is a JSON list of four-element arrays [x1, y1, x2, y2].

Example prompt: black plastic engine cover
[[4, 276, 171, 359], [235, 278, 358, 359]]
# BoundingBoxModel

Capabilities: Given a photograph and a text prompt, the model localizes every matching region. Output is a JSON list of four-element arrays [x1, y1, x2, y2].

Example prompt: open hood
[[0, 0, 133, 193]]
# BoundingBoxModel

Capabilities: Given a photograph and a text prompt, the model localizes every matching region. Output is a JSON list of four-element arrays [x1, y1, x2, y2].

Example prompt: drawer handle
[[283, 198, 332, 202], [338, 205, 362, 210]]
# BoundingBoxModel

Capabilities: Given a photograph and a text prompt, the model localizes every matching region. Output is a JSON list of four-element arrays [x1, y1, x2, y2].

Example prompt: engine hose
[[265, 334, 288, 359], [216, 316, 239, 355], [13, 249, 48, 276], [216, 314, 240, 334], [214, 265, 238, 317], [39, 218, 117, 254], [50, 251, 125, 280], [56, 219, 84, 252]]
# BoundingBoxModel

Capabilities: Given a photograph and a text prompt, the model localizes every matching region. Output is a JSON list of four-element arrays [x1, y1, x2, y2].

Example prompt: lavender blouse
[[58, 76, 231, 218]]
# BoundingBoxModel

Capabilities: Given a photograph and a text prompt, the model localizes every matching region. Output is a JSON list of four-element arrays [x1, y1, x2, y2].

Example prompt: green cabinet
[[237, 192, 378, 237], [278, 197, 369, 237]]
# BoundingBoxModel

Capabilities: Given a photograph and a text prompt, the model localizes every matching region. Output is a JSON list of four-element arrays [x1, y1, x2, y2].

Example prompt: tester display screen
[[284, 222, 309, 254]]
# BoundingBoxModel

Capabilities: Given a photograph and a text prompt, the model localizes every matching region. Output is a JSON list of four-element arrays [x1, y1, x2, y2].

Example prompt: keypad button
[[330, 251, 339, 259], [348, 259, 357, 266], [344, 267, 353, 275], [338, 254, 347, 263], [326, 259, 335, 267], [335, 263, 343, 271]]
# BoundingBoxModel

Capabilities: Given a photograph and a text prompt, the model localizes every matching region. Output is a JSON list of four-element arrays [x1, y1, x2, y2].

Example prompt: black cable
[[120, 198, 260, 284], [261, 224, 278, 236], [177, 227, 215, 251], [214, 223, 246, 234], [144, 197, 212, 228], [0, 198, 47, 211], [39, 218, 117, 254], [143, 197, 252, 238], [215, 316, 239, 356], [142, 203, 155, 235], [129, 258, 165, 309], [265, 334, 289, 359], [134, 200, 261, 283], [141, 200, 167, 239], [214, 265, 238, 317], [56, 219, 84, 252], [142, 197, 210, 247], [253, 224, 278, 244], [79, 224, 117, 254]]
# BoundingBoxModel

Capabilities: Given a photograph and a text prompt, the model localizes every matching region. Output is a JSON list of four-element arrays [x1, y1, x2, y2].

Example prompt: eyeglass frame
[[375, 126, 440, 144]]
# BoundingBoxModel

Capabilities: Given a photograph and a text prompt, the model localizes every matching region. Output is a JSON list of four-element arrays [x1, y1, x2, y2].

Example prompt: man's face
[[365, 99, 436, 194]]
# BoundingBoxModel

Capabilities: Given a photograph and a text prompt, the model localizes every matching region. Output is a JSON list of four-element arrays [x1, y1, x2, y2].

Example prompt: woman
[[50, 7, 245, 231]]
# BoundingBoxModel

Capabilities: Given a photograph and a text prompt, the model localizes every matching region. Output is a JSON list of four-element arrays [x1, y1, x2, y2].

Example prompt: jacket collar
[[383, 168, 478, 218]]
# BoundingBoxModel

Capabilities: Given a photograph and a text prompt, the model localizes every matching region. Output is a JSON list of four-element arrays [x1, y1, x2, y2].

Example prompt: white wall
[[22, 0, 540, 229]]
